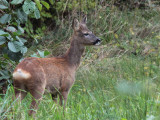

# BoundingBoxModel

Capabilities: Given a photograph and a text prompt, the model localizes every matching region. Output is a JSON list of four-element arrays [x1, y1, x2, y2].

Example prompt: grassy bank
[[0, 7, 160, 120]]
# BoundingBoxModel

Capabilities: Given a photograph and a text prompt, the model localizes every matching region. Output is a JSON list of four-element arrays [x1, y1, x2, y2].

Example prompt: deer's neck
[[64, 37, 84, 68]]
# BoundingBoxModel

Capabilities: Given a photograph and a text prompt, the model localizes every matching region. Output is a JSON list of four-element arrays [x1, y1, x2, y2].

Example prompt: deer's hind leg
[[28, 84, 45, 116], [14, 80, 27, 101]]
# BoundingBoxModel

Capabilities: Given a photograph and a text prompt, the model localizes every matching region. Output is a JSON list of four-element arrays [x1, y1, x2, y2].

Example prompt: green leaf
[[44, 50, 50, 56], [16, 36, 27, 45], [34, 7, 40, 19], [22, 0, 36, 14], [11, 0, 24, 5], [0, 36, 6, 45], [8, 41, 22, 52], [18, 26, 24, 34], [41, 1, 50, 9], [0, 0, 9, 7], [49, 0, 54, 5], [21, 46, 27, 54], [17, 9, 28, 23], [20, 38, 27, 43], [41, 11, 52, 18], [6, 34, 13, 41], [0, 14, 11, 24], [36, 50, 50, 58], [37, 50, 44, 58], [6, 26, 17, 32], [30, 53, 38, 57], [0, 5, 8, 9], [0, 70, 10, 80], [34, 0, 42, 11], [0, 30, 9, 36], [12, 31, 21, 36]]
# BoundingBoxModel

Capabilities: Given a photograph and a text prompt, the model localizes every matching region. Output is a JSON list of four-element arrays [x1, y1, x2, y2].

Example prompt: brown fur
[[13, 17, 101, 116]]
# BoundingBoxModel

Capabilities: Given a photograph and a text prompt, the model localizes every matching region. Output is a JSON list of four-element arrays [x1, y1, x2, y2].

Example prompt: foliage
[[0, 0, 40, 59], [30, 49, 50, 58], [0, 0, 40, 91]]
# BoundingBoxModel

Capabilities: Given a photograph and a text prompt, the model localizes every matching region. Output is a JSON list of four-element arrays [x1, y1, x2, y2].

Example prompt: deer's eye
[[84, 33, 89, 36]]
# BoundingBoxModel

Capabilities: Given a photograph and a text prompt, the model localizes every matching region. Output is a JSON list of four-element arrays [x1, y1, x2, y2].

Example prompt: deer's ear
[[73, 18, 80, 31], [82, 15, 87, 24]]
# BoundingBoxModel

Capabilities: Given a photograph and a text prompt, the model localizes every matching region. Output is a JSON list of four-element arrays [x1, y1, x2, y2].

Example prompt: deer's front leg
[[60, 77, 74, 109], [60, 91, 69, 109]]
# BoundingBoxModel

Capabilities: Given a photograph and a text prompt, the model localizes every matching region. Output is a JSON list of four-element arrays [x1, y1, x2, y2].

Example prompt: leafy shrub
[[0, 0, 40, 94]]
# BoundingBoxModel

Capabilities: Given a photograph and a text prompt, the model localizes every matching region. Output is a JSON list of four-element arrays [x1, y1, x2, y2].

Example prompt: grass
[[1, 6, 160, 120], [1, 55, 160, 120]]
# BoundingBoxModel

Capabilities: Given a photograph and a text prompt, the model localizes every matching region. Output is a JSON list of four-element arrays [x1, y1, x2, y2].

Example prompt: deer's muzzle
[[94, 38, 101, 45]]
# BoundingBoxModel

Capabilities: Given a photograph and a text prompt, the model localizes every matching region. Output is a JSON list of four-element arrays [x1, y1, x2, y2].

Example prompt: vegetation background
[[0, 0, 160, 120]]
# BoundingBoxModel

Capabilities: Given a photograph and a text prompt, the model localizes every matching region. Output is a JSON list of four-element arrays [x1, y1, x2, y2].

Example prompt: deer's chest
[[45, 72, 75, 94]]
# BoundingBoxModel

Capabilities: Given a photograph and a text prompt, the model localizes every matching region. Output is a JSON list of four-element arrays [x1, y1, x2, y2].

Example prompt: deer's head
[[72, 16, 101, 46]]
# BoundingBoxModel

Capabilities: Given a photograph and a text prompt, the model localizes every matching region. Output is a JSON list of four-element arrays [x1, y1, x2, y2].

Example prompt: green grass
[[0, 55, 160, 120], [1, 7, 160, 120]]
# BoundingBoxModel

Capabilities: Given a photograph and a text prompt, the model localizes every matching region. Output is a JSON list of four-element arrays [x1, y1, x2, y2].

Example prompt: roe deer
[[13, 16, 101, 116]]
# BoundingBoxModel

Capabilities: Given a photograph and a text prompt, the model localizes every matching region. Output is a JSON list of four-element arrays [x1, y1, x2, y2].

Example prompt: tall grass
[[1, 55, 160, 120], [1, 6, 160, 120]]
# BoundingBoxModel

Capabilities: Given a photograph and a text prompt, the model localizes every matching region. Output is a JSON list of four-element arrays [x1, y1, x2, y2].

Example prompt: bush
[[0, 0, 40, 94]]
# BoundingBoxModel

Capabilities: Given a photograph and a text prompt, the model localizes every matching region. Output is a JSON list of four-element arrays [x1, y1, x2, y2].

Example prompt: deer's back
[[13, 57, 75, 94]]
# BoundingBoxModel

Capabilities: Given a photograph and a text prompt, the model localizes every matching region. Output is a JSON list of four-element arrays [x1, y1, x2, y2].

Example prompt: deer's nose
[[96, 38, 101, 42], [95, 38, 101, 43], [94, 37, 101, 45]]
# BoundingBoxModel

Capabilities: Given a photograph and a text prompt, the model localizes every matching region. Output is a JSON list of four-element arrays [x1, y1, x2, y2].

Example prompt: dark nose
[[96, 38, 101, 42], [96, 38, 101, 43], [94, 37, 101, 45]]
